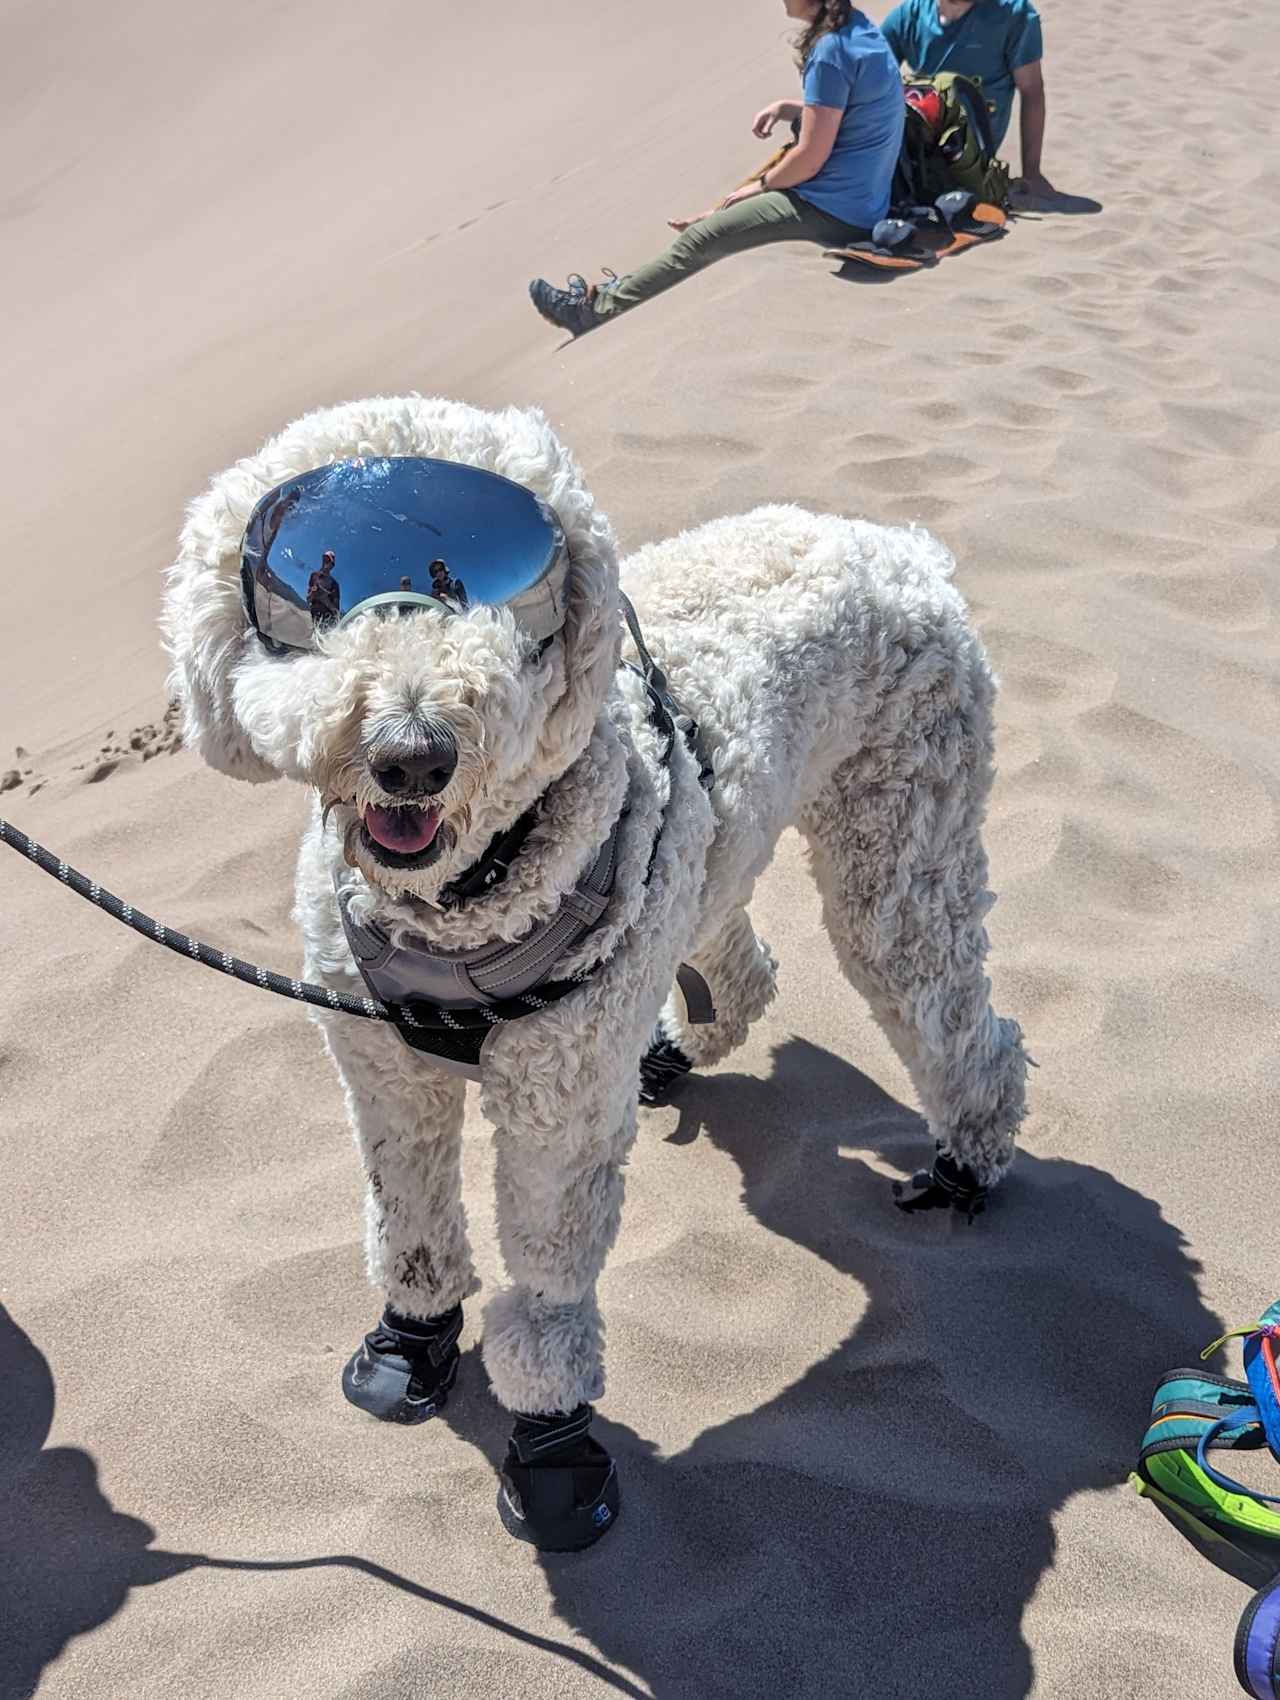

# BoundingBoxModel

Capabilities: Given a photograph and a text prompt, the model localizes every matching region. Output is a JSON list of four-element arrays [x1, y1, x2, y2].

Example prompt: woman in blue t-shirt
[[529, 1, 905, 338]]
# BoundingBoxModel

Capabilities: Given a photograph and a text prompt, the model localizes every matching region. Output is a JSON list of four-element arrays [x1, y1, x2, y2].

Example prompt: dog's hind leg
[[641, 907, 778, 1101], [320, 1019, 476, 1422], [798, 686, 1029, 1202]]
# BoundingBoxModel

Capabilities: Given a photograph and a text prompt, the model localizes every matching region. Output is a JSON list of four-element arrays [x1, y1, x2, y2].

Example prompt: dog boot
[[498, 1405, 620, 1551], [342, 1302, 463, 1423], [893, 1148, 988, 1223], [638, 1028, 695, 1105]]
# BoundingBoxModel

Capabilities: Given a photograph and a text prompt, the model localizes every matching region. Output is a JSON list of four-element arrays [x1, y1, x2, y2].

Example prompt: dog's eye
[[527, 634, 557, 667]]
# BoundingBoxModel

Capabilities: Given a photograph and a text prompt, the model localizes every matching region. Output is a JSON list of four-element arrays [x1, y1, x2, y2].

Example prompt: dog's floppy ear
[[488, 405, 621, 768], [162, 469, 280, 784]]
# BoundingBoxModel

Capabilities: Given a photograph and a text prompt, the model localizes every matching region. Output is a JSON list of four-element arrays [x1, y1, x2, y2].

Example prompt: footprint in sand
[[1158, 401, 1271, 460], [983, 626, 1119, 729], [847, 448, 996, 496], [985, 397, 1059, 430], [726, 369, 820, 403], [1078, 700, 1275, 852], [1117, 569, 1272, 634], [1, 745, 41, 798], [1024, 364, 1100, 396], [609, 430, 763, 477], [71, 700, 184, 785]]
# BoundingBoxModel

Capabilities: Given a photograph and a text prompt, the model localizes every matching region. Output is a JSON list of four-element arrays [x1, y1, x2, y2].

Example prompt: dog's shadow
[[1, 1039, 1218, 1697], [444, 1036, 1219, 1699]]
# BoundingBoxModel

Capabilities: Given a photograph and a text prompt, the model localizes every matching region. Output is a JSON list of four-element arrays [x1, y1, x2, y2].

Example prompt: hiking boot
[[529, 273, 611, 337], [341, 1302, 463, 1423]]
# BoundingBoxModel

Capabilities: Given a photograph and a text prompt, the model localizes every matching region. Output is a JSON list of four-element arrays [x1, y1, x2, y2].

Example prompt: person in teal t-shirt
[[878, 0, 1051, 197]]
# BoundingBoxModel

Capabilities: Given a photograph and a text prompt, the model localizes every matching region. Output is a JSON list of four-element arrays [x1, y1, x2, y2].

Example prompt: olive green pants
[[592, 189, 868, 320]]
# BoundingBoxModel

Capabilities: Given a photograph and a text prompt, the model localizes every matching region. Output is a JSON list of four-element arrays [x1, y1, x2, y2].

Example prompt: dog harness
[[1132, 1301, 1280, 1696], [339, 639, 715, 1078]]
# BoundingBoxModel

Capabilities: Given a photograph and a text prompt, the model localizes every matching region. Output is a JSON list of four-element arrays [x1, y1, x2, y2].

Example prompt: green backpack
[[893, 73, 1012, 211]]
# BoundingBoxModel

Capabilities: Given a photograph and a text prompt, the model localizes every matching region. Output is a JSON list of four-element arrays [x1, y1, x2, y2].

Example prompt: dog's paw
[[893, 1151, 988, 1223]]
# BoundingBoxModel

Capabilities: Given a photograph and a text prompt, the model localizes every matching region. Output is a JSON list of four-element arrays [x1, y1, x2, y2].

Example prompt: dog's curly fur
[[163, 394, 1028, 1418]]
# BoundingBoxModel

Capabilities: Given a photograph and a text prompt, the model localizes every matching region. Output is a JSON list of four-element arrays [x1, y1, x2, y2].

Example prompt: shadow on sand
[[0, 1315, 645, 1698], [1, 1034, 1216, 1698], [442, 1036, 1218, 1699]]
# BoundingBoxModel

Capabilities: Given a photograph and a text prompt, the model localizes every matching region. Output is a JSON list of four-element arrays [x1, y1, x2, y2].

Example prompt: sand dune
[[3, 0, 1278, 1694]]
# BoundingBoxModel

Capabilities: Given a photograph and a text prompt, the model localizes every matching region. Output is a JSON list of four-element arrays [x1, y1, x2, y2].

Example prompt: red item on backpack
[[905, 88, 944, 132]]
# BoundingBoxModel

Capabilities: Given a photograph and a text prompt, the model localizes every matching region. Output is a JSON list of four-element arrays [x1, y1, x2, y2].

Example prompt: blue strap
[[1245, 1331, 1280, 1460], [1196, 1408, 1280, 1504]]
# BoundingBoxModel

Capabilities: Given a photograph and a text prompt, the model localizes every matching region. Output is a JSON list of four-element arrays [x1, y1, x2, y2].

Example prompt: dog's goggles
[[241, 456, 570, 654]]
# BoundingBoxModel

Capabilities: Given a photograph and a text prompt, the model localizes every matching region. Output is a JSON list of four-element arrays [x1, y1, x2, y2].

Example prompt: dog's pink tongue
[[364, 804, 440, 853]]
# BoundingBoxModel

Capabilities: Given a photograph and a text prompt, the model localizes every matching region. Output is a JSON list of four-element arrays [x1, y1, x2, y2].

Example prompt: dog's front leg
[[480, 1069, 637, 1551], [320, 1014, 476, 1424]]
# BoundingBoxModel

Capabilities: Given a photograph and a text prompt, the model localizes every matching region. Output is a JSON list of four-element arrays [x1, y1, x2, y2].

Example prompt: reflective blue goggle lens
[[240, 456, 570, 653]]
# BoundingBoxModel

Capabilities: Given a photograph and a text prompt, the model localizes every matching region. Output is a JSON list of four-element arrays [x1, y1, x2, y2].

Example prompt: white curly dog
[[164, 394, 1028, 1550]]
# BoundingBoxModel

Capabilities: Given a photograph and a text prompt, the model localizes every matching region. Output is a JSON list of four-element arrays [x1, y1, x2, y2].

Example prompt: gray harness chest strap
[[333, 621, 720, 1075], [338, 811, 623, 1013]]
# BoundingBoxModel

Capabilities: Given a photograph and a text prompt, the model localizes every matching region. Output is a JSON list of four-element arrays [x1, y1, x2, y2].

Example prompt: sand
[[2, 0, 1278, 1694]]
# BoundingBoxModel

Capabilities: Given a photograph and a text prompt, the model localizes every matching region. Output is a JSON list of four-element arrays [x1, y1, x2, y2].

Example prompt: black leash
[[0, 814, 402, 1028], [0, 813, 602, 1043], [1, 607, 713, 1043]]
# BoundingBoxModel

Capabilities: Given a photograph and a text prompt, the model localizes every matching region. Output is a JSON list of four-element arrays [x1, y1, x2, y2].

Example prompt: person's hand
[[752, 101, 786, 139]]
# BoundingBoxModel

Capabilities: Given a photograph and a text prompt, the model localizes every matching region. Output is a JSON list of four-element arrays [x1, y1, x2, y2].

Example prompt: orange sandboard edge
[[823, 247, 930, 272]]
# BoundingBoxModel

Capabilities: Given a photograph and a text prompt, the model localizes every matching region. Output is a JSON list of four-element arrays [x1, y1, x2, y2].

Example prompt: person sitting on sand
[[529, 1, 904, 338], [879, 0, 1052, 198]]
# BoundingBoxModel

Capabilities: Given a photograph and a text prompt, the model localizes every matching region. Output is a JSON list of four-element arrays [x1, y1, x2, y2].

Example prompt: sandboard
[[824, 200, 1007, 271]]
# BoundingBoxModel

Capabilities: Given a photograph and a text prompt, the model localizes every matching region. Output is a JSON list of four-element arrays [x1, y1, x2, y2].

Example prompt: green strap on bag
[[1133, 1303, 1280, 1580]]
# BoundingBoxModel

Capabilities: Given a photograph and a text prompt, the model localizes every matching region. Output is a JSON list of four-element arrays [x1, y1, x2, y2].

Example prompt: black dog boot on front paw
[[893, 1149, 989, 1223], [498, 1404, 619, 1551], [638, 1029, 694, 1105], [342, 1303, 463, 1423]]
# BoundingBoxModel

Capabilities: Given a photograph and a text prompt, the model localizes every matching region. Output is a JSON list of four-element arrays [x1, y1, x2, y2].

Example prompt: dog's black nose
[[371, 734, 457, 797]]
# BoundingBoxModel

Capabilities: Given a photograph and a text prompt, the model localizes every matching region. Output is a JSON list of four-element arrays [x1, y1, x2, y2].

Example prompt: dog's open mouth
[[361, 803, 444, 868]]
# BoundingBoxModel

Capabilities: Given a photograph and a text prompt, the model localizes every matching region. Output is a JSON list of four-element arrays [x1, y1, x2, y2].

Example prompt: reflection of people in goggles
[[240, 457, 568, 655], [429, 557, 469, 609], [306, 551, 342, 625]]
